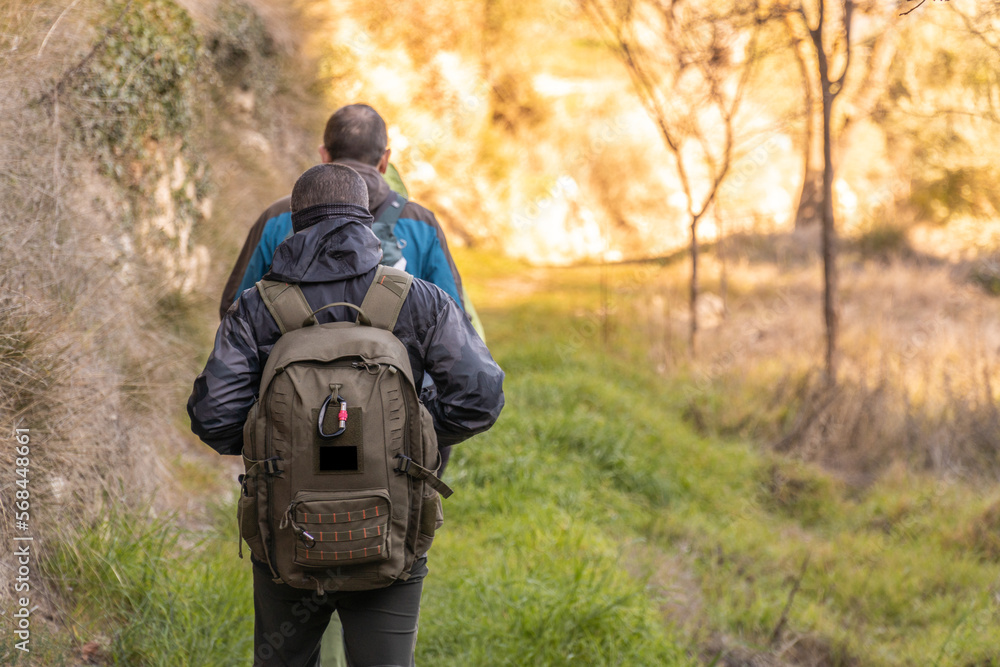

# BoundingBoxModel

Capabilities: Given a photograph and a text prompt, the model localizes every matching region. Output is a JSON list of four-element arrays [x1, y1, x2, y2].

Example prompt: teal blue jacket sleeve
[[233, 213, 293, 302], [395, 217, 463, 309]]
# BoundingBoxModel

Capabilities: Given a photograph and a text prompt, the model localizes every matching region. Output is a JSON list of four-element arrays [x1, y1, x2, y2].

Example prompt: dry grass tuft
[[950, 499, 1000, 562], [0, 0, 208, 587], [764, 366, 1000, 484], [762, 461, 839, 525], [653, 233, 1000, 485]]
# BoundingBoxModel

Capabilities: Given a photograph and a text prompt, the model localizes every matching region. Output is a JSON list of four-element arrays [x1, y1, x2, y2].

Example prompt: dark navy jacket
[[189, 204, 504, 456]]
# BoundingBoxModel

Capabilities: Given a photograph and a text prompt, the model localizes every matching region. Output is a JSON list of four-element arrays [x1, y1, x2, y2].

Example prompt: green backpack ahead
[[238, 265, 452, 593]]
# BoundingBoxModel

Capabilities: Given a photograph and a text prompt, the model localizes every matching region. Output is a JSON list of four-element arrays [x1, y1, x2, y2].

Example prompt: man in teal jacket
[[219, 104, 466, 320]]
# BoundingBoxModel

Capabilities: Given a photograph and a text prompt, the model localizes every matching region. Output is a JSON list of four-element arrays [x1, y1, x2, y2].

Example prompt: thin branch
[[36, 0, 83, 59], [770, 553, 812, 645], [581, 0, 765, 237], [806, 5, 823, 75], [619, 38, 697, 216], [949, 3, 1000, 60], [580, 0, 696, 218], [895, 106, 1000, 125], [35, 0, 133, 107], [899, 0, 929, 18], [839, 9, 897, 140]]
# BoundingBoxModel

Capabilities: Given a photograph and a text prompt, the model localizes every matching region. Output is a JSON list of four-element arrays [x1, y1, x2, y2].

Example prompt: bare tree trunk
[[689, 214, 699, 357], [821, 84, 838, 380], [789, 17, 825, 229], [807, 0, 853, 382], [719, 213, 728, 315]]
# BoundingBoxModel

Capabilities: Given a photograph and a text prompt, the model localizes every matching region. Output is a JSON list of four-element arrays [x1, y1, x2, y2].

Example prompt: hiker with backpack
[[218, 102, 484, 666], [188, 163, 505, 666]]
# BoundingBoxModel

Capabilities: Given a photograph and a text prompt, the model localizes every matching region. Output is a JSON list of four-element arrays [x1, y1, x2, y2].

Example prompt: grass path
[[422, 249, 1000, 665], [16, 249, 1000, 666]]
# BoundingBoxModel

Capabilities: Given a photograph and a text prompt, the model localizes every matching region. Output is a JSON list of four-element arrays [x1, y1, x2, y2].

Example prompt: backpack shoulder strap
[[257, 280, 314, 334], [373, 191, 407, 228], [372, 192, 409, 268], [359, 265, 413, 331]]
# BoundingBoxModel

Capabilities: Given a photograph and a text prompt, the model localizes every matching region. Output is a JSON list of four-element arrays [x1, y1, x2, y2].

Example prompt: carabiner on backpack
[[318, 384, 348, 438], [281, 504, 317, 549]]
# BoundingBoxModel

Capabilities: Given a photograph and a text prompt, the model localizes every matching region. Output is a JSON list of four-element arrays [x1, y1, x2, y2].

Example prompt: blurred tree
[[580, 0, 763, 356], [786, 1, 900, 230], [781, 0, 855, 379]]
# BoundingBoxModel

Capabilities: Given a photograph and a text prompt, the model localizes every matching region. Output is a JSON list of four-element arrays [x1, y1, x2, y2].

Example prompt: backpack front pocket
[[284, 490, 391, 567]]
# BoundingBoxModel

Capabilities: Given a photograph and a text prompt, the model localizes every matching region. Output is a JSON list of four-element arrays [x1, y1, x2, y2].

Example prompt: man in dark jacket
[[189, 164, 504, 666], [219, 104, 465, 320]]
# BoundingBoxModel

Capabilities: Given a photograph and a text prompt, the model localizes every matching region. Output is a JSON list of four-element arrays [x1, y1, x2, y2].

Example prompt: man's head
[[290, 164, 369, 232], [319, 104, 391, 174]]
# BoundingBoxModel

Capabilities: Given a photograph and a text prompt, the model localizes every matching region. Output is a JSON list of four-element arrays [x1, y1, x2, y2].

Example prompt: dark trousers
[[252, 557, 427, 667]]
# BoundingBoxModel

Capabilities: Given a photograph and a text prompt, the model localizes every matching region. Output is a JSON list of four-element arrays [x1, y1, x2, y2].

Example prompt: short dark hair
[[291, 164, 369, 213], [323, 104, 387, 166]]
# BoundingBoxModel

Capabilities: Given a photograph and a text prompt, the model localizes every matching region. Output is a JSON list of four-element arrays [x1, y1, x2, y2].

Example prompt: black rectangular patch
[[319, 445, 358, 471]]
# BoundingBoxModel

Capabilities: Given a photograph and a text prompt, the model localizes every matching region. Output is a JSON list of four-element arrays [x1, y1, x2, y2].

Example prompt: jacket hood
[[333, 158, 392, 211], [268, 208, 382, 283]]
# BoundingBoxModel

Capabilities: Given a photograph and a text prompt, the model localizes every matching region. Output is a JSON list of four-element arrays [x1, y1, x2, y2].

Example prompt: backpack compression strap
[[257, 280, 315, 333], [359, 265, 412, 331], [395, 454, 454, 498]]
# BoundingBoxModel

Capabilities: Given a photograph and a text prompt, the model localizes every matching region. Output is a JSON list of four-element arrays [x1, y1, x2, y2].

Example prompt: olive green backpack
[[238, 265, 452, 593]]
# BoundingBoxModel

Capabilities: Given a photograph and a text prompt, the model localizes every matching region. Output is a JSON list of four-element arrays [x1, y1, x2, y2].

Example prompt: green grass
[[28, 499, 254, 666], [436, 248, 1000, 664], [23, 248, 1000, 665], [419, 362, 696, 664]]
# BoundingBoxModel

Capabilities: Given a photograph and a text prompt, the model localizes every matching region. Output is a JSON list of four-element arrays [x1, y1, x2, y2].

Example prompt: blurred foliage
[[881, 6, 1000, 227], [68, 0, 200, 180], [852, 216, 911, 259], [968, 254, 1000, 296], [207, 0, 280, 120]]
